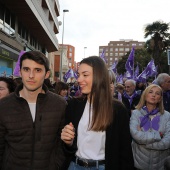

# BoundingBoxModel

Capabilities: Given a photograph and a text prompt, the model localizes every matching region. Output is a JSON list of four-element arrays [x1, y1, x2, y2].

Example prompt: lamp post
[[59, 9, 69, 80], [84, 47, 87, 58]]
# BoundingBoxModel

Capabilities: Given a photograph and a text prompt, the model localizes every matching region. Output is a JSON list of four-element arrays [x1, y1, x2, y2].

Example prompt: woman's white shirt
[[76, 101, 105, 160]]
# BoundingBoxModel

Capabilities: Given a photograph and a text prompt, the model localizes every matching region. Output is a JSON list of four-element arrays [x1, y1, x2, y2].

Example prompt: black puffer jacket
[[0, 84, 66, 170]]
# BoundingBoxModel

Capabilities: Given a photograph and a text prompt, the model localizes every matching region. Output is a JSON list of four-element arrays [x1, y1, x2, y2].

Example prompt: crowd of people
[[0, 50, 170, 170]]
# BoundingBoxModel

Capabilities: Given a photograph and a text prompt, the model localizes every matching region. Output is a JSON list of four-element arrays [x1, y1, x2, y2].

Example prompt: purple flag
[[63, 69, 76, 83], [137, 70, 147, 83], [125, 47, 135, 78], [136, 59, 157, 83], [13, 50, 25, 77], [134, 63, 139, 80], [74, 71, 78, 80], [144, 59, 157, 78], [100, 49, 107, 63], [116, 74, 123, 84], [125, 70, 132, 79], [110, 60, 118, 73], [63, 69, 71, 83]]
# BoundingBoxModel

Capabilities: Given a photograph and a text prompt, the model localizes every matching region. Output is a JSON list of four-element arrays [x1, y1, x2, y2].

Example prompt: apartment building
[[99, 39, 145, 67], [49, 45, 69, 82], [64, 44, 75, 69], [0, 0, 60, 76], [49, 44, 75, 82]]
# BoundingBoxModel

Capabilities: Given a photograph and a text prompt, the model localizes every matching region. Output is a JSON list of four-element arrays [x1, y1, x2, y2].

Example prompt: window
[[110, 48, 113, 51], [99, 48, 103, 52], [119, 48, 124, 51], [119, 53, 124, 56], [115, 48, 118, 51], [110, 58, 113, 60], [5, 8, 10, 30], [0, 4, 4, 29], [125, 48, 129, 51], [69, 48, 72, 52], [139, 43, 143, 46], [110, 53, 113, 56], [69, 53, 72, 57], [105, 53, 108, 56], [132, 43, 136, 46], [115, 53, 118, 56]]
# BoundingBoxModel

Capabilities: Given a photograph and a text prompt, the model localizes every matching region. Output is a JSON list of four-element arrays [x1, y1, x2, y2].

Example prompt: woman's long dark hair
[[80, 56, 113, 131]]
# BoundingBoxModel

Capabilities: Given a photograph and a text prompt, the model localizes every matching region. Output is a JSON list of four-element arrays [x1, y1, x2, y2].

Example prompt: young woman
[[55, 81, 69, 98], [130, 84, 170, 170], [0, 77, 16, 100], [61, 56, 134, 170]]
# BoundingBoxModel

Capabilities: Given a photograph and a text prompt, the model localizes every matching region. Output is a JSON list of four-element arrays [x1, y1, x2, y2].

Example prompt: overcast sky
[[57, 0, 170, 62]]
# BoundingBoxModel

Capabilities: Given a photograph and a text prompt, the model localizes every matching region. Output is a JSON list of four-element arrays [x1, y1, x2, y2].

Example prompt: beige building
[[49, 45, 69, 82], [48, 44, 75, 82], [99, 39, 145, 67]]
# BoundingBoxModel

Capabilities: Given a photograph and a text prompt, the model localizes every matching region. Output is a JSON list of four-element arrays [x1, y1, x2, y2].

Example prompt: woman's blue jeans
[[68, 161, 105, 170]]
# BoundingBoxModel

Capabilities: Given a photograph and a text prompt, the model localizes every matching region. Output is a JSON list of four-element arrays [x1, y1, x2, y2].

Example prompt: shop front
[[0, 45, 19, 77]]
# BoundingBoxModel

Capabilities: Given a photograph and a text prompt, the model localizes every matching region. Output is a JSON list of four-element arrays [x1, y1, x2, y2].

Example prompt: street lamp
[[59, 9, 69, 80], [84, 47, 87, 58]]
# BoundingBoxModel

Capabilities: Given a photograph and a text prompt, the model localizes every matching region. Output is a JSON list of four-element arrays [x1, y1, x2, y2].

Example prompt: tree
[[117, 48, 151, 75], [144, 21, 170, 73]]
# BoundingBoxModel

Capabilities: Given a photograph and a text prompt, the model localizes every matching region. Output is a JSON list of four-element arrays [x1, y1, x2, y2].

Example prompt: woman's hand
[[61, 122, 75, 146], [137, 125, 141, 131]]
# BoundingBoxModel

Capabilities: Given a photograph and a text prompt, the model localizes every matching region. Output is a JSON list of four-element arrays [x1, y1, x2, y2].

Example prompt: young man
[[0, 51, 66, 170]]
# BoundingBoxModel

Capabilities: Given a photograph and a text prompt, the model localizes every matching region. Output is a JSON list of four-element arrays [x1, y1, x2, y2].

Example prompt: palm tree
[[144, 21, 170, 73]]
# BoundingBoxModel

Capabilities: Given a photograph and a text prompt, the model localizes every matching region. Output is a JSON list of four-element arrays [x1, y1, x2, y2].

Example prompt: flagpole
[[133, 50, 135, 79]]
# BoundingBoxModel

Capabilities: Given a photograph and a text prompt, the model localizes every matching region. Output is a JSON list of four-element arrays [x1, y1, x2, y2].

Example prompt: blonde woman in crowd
[[130, 84, 170, 170]]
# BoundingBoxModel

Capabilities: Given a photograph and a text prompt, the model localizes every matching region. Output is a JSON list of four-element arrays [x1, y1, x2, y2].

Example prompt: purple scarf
[[140, 106, 160, 131], [123, 91, 138, 106]]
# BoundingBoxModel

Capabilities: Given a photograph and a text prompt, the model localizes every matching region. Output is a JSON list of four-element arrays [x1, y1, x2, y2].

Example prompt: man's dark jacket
[[122, 92, 141, 117], [0, 84, 66, 170]]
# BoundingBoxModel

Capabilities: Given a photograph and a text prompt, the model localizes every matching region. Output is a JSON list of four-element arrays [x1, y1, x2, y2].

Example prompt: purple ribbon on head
[[123, 91, 138, 106], [140, 106, 159, 130]]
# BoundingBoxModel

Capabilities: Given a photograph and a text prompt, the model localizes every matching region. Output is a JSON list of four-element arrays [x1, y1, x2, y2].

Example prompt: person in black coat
[[61, 56, 134, 170], [122, 79, 141, 117]]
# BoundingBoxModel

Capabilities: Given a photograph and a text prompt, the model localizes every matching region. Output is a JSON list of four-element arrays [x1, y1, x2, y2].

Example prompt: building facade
[[48, 44, 75, 82], [63, 44, 75, 69], [49, 45, 69, 82], [0, 0, 60, 77], [99, 39, 145, 67]]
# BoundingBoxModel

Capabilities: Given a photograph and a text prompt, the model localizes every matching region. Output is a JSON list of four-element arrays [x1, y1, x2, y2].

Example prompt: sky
[[57, 0, 170, 62]]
